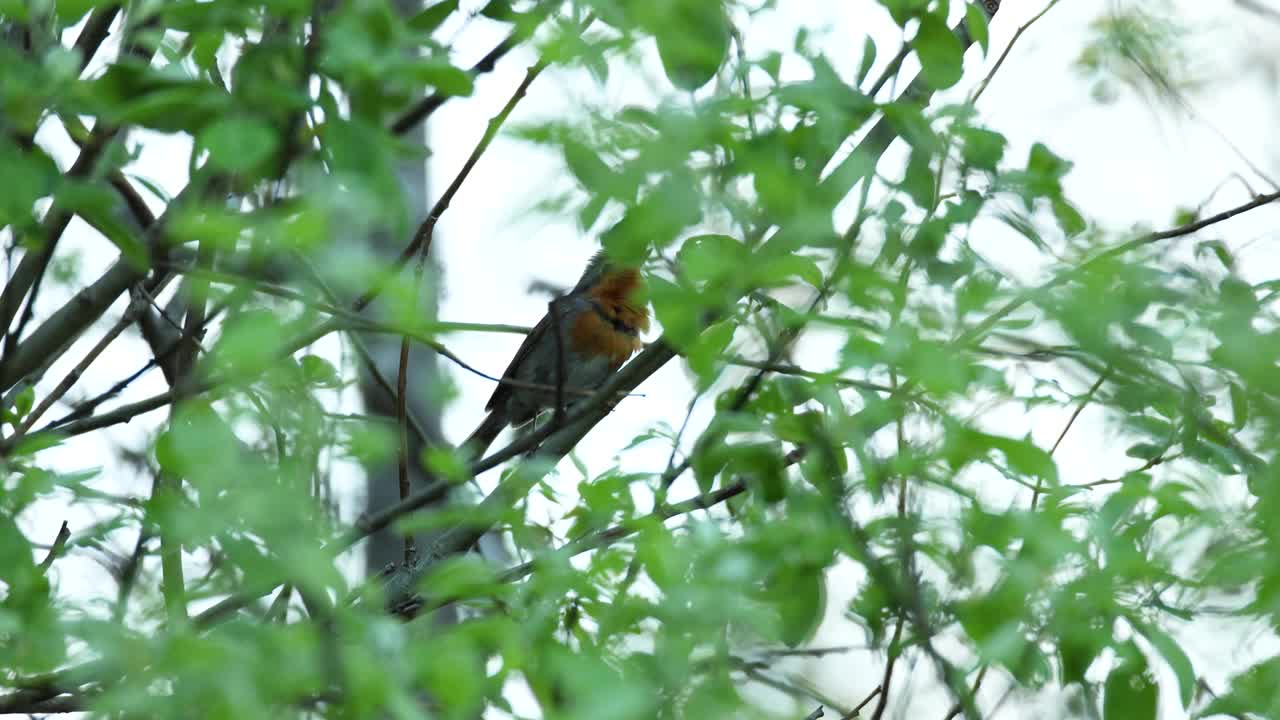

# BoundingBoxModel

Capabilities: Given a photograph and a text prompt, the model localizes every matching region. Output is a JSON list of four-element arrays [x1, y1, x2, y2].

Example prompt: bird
[[462, 251, 650, 459]]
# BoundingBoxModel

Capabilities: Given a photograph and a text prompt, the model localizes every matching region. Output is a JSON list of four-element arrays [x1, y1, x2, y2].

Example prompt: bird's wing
[[483, 307, 554, 412]]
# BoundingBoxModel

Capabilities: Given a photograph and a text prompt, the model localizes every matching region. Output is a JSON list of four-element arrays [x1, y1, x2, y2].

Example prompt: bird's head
[[572, 251, 644, 301]]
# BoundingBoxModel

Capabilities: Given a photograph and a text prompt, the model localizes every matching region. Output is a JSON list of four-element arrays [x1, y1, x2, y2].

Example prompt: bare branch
[[353, 43, 564, 313]]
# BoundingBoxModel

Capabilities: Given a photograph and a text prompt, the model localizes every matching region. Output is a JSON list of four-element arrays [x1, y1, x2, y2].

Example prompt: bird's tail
[[461, 410, 506, 461]]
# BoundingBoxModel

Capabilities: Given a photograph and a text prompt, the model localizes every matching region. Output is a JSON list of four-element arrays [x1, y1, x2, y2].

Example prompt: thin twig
[[37, 521, 71, 572], [1032, 369, 1109, 509], [390, 27, 522, 135], [943, 666, 989, 720], [114, 443, 165, 622], [354, 35, 570, 313], [760, 645, 861, 659], [395, 242, 435, 566], [848, 686, 882, 718], [954, 188, 1280, 350], [725, 356, 899, 395], [870, 614, 906, 720], [970, 0, 1062, 104], [397, 333, 417, 567], [9, 292, 148, 442], [730, 24, 758, 136]]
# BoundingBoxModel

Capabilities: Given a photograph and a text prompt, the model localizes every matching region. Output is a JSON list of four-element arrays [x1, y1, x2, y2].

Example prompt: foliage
[[0, 1, 1277, 719]]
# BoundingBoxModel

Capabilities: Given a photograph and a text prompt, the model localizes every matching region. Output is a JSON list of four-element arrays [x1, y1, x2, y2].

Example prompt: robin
[[462, 251, 650, 458]]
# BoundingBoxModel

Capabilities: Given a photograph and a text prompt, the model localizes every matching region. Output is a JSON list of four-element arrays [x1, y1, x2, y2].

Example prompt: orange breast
[[570, 309, 644, 368]]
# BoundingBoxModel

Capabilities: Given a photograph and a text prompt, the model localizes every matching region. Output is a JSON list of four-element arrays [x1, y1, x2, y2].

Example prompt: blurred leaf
[[409, 0, 458, 32], [957, 125, 1006, 170], [1200, 656, 1280, 718], [913, 13, 965, 89], [299, 355, 341, 388], [210, 309, 290, 378], [881, 0, 931, 26], [1230, 383, 1249, 429], [762, 563, 826, 646], [1125, 443, 1164, 461], [1025, 142, 1073, 199], [55, 182, 149, 267], [966, 2, 991, 53], [901, 147, 936, 208], [686, 320, 737, 390], [1129, 619, 1195, 708], [13, 385, 34, 419], [198, 115, 279, 174], [726, 442, 787, 504], [855, 36, 877, 85], [1103, 649, 1157, 720], [654, 0, 731, 90], [86, 62, 232, 133], [1052, 196, 1087, 236], [648, 275, 705, 348], [993, 435, 1058, 484]]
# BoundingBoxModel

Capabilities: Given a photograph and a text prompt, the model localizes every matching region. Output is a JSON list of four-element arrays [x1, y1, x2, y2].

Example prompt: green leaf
[[913, 14, 965, 89], [1126, 323, 1171, 358], [88, 63, 231, 133], [1197, 239, 1234, 269], [211, 309, 289, 378], [1200, 656, 1280, 717], [1025, 142, 1073, 199], [409, 0, 458, 33], [766, 564, 826, 646], [882, 101, 939, 152], [881, 0, 930, 26], [1130, 619, 1196, 708], [655, 0, 731, 90], [855, 36, 877, 85], [55, 0, 101, 26], [55, 182, 149, 267], [1230, 382, 1249, 429], [478, 0, 517, 20], [759, 51, 783, 81], [965, 2, 991, 53], [407, 58, 474, 97], [198, 115, 279, 174], [725, 442, 787, 503], [1103, 654, 1157, 720], [1052, 196, 1087, 236], [754, 254, 824, 289], [14, 385, 34, 419], [1125, 443, 1163, 461], [677, 234, 748, 284], [686, 320, 737, 390], [647, 276, 704, 348], [12, 432, 65, 456], [901, 147, 936, 209], [0, 140, 60, 230], [1172, 206, 1199, 226], [299, 355, 341, 388], [958, 126, 1006, 170], [990, 435, 1058, 484], [420, 556, 499, 601], [563, 139, 620, 197]]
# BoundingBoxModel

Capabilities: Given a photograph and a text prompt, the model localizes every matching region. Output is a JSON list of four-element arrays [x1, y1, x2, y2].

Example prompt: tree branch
[[353, 51, 557, 313]]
